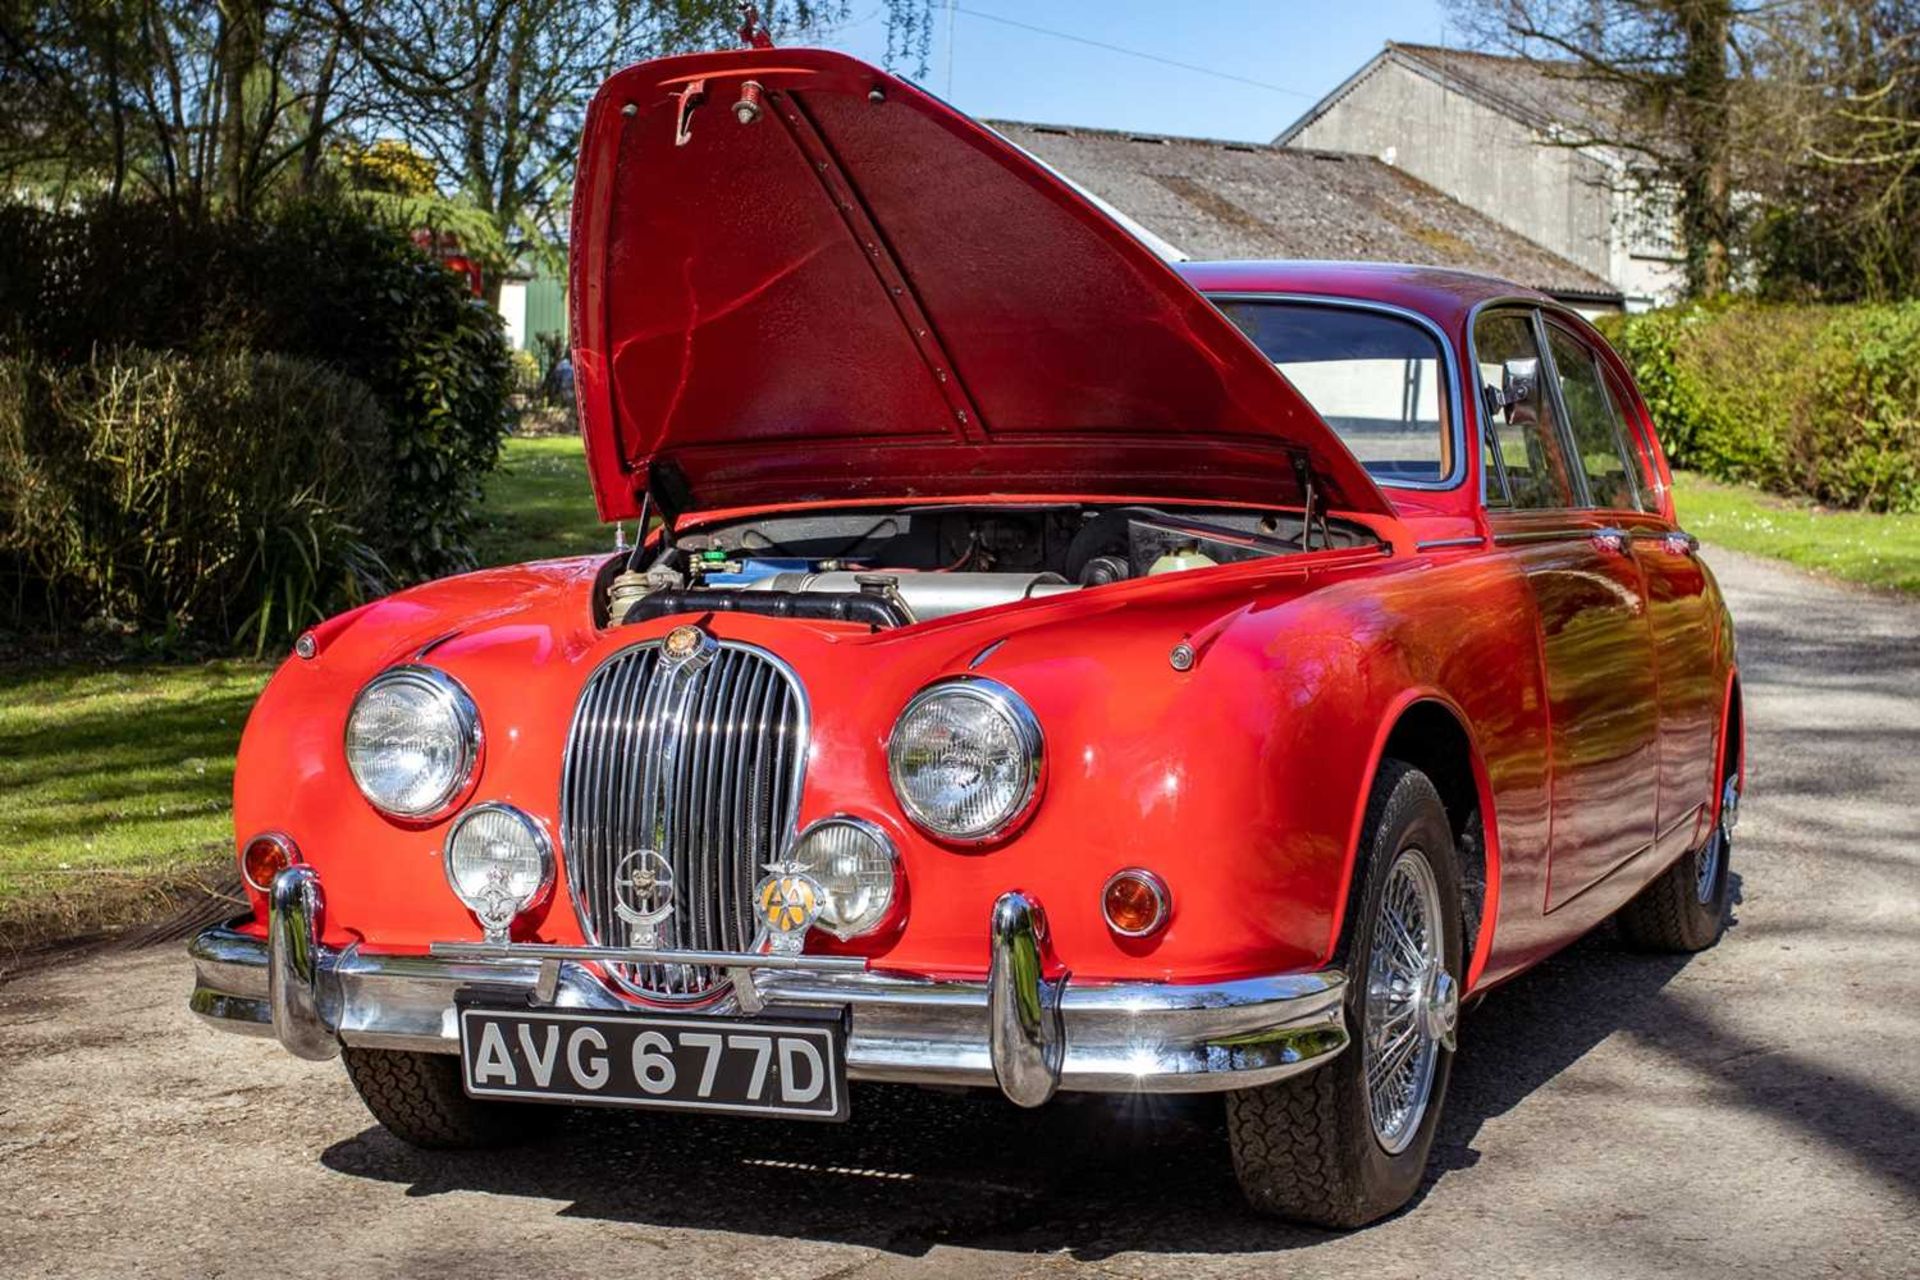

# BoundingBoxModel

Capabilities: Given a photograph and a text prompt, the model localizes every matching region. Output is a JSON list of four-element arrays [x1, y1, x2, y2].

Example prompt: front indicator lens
[[791, 817, 898, 939], [887, 678, 1043, 842], [1102, 868, 1171, 938], [444, 803, 553, 941], [241, 832, 297, 893], [344, 666, 480, 819]]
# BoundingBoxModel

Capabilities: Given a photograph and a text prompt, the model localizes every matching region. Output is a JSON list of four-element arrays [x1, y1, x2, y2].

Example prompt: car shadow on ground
[[320, 872, 1909, 1261]]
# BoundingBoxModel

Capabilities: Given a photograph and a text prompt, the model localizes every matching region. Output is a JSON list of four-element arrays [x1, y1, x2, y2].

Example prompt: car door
[[1476, 308, 1661, 911], [1581, 338, 1722, 853]]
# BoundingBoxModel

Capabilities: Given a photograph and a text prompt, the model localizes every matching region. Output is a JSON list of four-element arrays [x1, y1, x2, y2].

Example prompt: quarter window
[[1546, 324, 1643, 511], [1474, 312, 1575, 509]]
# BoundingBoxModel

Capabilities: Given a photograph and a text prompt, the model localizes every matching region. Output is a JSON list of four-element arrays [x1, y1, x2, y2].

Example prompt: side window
[[1474, 312, 1574, 509], [1546, 324, 1643, 511], [1603, 364, 1667, 512]]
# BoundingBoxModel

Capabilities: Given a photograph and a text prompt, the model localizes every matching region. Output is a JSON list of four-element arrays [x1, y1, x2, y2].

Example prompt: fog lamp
[[241, 832, 297, 893], [790, 816, 898, 939], [443, 803, 553, 941], [1102, 869, 1170, 938]]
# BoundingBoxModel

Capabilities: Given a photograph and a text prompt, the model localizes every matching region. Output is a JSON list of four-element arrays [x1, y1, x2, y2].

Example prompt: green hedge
[[0, 201, 513, 582], [1, 351, 389, 648], [1599, 302, 1920, 513]]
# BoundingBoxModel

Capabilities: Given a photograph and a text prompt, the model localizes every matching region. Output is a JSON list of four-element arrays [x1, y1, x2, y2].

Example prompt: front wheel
[[342, 1047, 552, 1149], [1227, 761, 1463, 1228]]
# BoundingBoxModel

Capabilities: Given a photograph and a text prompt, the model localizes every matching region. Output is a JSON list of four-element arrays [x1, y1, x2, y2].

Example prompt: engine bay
[[605, 503, 1377, 627]]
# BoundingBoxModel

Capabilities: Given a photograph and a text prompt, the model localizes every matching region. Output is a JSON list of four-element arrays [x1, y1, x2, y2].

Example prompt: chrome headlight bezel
[[344, 665, 482, 820], [886, 677, 1044, 844], [442, 802, 555, 940]]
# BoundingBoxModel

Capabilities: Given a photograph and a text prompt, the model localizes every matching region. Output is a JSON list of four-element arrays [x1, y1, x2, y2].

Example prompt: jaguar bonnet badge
[[660, 623, 717, 672]]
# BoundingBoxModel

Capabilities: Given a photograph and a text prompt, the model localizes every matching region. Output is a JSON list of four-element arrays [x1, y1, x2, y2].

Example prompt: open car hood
[[570, 47, 1392, 522]]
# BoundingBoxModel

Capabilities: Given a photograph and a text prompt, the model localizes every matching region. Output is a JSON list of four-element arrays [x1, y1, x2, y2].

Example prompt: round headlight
[[887, 678, 1042, 842], [791, 817, 898, 939], [444, 803, 553, 940], [344, 666, 480, 819]]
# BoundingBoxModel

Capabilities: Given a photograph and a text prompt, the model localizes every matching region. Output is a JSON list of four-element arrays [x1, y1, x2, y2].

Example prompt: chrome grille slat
[[559, 640, 807, 1002]]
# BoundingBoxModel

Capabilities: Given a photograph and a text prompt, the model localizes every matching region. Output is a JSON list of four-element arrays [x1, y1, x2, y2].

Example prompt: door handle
[[1591, 527, 1629, 556], [1662, 530, 1699, 557]]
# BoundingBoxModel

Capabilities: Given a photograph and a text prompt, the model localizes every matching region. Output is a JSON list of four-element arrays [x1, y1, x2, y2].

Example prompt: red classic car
[[188, 47, 1742, 1228]]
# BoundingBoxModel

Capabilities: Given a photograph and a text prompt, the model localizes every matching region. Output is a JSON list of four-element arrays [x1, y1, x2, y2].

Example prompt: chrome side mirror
[[1483, 357, 1539, 423]]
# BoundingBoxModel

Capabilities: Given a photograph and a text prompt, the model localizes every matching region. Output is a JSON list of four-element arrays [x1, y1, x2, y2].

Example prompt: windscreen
[[1215, 299, 1452, 485]]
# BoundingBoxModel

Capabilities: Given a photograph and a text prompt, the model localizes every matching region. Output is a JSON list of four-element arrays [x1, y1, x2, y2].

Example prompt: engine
[[604, 503, 1374, 628]]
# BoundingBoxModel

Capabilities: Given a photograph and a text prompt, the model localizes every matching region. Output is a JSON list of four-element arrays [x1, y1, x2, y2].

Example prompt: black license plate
[[457, 1003, 848, 1121]]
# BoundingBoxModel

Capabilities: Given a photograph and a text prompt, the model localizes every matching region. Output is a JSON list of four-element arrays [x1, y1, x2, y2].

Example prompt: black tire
[[1227, 761, 1463, 1228], [1617, 781, 1734, 953], [342, 1047, 551, 1150]]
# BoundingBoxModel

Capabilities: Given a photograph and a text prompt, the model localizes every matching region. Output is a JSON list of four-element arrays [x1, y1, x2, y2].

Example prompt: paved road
[[3, 547, 1916, 1279]]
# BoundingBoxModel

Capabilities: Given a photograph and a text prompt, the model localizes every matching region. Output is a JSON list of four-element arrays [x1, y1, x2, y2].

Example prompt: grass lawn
[[470, 433, 601, 565], [1671, 471, 1920, 595], [0, 435, 606, 958]]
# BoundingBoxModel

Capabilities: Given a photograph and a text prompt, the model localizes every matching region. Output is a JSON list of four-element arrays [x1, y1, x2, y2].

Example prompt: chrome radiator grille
[[558, 639, 807, 1000]]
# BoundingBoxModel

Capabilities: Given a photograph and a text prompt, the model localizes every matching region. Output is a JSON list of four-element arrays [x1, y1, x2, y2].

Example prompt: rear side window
[[1546, 324, 1643, 511], [1474, 312, 1574, 509]]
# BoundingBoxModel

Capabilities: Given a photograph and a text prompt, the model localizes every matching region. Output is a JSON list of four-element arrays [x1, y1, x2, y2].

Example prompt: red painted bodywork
[[231, 54, 1739, 1008]]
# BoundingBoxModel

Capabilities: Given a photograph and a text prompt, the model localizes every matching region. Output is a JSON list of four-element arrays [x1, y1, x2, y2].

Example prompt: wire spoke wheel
[[1364, 846, 1455, 1155], [1696, 775, 1738, 904]]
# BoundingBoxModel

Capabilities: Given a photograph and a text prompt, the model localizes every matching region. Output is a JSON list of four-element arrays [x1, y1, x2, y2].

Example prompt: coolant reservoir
[[1148, 544, 1218, 575]]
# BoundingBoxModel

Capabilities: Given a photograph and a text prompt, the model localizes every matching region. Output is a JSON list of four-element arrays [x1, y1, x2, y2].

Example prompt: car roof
[[1176, 260, 1556, 327]]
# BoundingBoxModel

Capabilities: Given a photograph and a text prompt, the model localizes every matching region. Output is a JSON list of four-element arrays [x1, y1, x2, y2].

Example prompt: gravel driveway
[[3, 546, 1916, 1279]]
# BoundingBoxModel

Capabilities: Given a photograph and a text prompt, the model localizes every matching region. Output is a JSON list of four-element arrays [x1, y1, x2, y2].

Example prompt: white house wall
[[1288, 59, 1615, 283]]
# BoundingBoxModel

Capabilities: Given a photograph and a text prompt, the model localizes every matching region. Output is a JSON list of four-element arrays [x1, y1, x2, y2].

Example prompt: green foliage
[[509, 348, 543, 398], [0, 351, 390, 648], [1602, 302, 1920, 513], [0, 200, 513, 584]]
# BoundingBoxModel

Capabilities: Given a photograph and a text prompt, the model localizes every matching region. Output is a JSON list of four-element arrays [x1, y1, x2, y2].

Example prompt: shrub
[[1600, 302, 1920, 513], [0, 200, 513, 580], [0, 351, 390, 649]]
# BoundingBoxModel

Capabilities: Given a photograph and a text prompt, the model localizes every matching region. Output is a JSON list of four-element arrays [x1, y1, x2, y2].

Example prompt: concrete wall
[[1288, 59, 1616, 282]]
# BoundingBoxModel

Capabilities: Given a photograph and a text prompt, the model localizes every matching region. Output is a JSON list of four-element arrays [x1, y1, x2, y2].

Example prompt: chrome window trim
[[1467, 294, 1644, 514], [1201, 292, 1468, 492], [888, 675, 1045, 845], [343, 664, 484, 821], [1540, 313, 1649, 514]]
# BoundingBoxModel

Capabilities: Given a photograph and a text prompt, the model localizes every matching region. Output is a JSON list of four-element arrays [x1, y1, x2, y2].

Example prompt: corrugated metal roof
[[990, 121, 1622, 303]]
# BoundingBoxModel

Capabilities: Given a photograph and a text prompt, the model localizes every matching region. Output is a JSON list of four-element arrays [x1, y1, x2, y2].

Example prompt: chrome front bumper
[[189, 867, 1348, 1105]]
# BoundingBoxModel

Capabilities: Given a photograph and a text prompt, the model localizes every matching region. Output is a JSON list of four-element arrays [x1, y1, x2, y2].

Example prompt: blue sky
[[803, 1, 1451, 143]]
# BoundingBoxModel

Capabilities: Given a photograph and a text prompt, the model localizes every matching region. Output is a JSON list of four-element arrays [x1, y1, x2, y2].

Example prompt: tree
[[1750, 1, 1920, 299], [1453, 0, 1920, 301], [1449, 0, 1755, 296], [324, 0, 860, 300], [0, 0, 361, 215]]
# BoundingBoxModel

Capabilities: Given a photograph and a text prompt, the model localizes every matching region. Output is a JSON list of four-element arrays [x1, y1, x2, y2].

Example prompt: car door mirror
[[1483, 357, 1539, 425], [1500, 357, 1538, 408]]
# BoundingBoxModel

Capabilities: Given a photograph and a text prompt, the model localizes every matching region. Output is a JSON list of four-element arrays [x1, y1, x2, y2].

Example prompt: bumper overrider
[[189, 866, 1349, 1106]]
